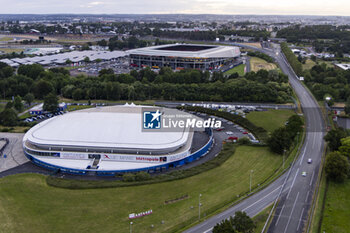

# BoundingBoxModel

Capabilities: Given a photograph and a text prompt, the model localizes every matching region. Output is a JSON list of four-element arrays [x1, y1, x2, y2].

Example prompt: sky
[[1, 0, 350, 16]]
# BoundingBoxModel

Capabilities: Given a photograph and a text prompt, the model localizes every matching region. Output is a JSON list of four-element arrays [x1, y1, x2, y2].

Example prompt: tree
[[13, 95, 23, 112], [324, 128, 348, 151], [339, 137, 350, 158], [43, 93, 58, 112], [231, 211, 256, 233], [268, 127, 292, 154], [24, 93, 35, 106], [285, 115, 303, 138], [33, 80, 54, 99], [0, 108, 18, 126], [72, 88, 84, 100], [213, 218, 236, 233], [212, 211, 255, 233], [84, 56, 90, 63], [17, 64, 44, 79], [325, 151, 349, 182], [99, 68, 114, 76]]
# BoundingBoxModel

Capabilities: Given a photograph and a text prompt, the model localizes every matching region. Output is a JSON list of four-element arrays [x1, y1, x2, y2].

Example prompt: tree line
[[0, 63, 292, 104], [324, 128, 350, 182], [303, 63, 350, 102], [268, 115, 304, 154], [280, 42, 303, 76]]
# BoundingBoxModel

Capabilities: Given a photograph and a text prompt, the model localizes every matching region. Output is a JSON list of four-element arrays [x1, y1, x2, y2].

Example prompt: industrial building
[[127, 44, 241, 70], [0, 50, 126, 67]]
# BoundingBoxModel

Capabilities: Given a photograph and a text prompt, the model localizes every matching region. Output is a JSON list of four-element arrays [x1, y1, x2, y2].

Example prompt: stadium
[[22, 104, 213, 176], [127, 43, 241, 70]]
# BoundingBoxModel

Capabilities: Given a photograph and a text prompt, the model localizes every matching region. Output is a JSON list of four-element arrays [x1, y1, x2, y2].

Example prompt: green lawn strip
[[302, 59, 316, 70], [246, 109, 295, 133], [224, 64, 245, 76], [309, 173, 328, 233], [321, 179, 350, 233], [0, 146, 283, 233], [67, 105, 94, 112], [0, 37, 13, 41], [59, 98, 156, 106], [19, 112, 32, 120], [254, 204, 274, 233]]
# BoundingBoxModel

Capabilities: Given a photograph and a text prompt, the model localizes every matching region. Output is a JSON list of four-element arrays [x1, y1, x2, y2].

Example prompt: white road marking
[[203, 227, 213, 233], [305, 190, 310, 203], [275, 204, 285, 226], [283, 192, 300, 233], [297, 207, 305, 231], [242, 186, 281, 212], [299, 147, 307, 165], [287, 168, 299, 199], [310, 171, 315, 186]]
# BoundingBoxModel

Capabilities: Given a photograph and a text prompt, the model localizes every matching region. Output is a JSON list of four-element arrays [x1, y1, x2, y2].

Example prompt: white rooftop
[[335, 63, 350, 70], [0, 50, 126, 66], [24, 105, 190, 152]]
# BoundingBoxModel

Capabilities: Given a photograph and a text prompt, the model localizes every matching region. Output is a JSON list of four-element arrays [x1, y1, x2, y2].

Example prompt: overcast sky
[[1, 0, 350, 16]]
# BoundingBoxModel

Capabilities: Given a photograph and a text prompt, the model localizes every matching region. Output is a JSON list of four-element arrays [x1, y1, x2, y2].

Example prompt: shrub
[[122, 173, 136, 182], [135, 171, 151, 181]]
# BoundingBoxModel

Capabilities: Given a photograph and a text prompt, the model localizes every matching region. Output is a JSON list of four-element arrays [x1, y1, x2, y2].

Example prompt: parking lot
[[23, 110, 65, 123], [70, 58, 130, 76], [0, 133, 28, 173]]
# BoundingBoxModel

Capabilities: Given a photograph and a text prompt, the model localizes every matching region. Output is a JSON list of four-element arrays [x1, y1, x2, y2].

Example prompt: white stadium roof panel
[[24, 105, 189, 151]]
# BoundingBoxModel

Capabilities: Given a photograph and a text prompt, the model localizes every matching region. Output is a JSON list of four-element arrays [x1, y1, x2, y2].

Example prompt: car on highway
[[302, 171, 307, 177], [307, 158, 312, 164]]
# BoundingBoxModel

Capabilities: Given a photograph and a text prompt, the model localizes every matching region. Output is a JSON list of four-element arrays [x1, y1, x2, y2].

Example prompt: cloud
[[0, 0, 350, 15]]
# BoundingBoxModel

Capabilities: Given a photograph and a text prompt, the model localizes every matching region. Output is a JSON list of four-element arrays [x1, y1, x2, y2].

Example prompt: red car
[[243, 131, 248, 135], [227, 136, 238, 141]]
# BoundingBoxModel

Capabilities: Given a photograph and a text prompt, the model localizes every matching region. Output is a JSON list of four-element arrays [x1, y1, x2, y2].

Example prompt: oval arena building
[[23, 104, 213, 176]]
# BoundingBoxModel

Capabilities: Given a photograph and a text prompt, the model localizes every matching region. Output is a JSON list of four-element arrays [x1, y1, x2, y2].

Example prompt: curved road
[[184, 43, 325, 233]]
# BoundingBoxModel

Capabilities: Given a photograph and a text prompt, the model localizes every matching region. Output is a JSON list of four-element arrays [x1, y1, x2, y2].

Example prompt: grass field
[[321, 179, 350, 233], [0, 37, 13, 42], [0, 48, 24, 54], [224, 64, 245, 76], [0, 146, 283, 233], [253, 204, 273, 232], [0, 103, 4, 112], [240, 42, 262, 49], [302, 59, 316, 70], [250, 57, 277, 72], [246, 109, 295, 133]]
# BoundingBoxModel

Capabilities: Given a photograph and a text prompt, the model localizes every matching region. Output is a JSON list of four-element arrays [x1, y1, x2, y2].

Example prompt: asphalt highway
[[184, 43, 325, 233]]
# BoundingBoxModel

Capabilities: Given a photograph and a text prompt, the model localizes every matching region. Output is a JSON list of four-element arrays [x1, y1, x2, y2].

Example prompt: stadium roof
[[24, 105, 190, 152], [127, 43, 240, 58]]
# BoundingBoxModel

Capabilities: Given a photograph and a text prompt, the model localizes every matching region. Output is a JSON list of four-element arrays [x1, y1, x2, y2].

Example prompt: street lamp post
[[199, 194, 202, 221], [250, 170, 254, 193], [130, 222, 133, 233]]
